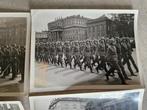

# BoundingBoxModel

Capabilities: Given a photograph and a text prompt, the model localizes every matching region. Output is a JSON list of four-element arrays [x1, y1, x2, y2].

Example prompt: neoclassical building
[[36, 15, 116, 42], [0, 18, 27, 46], [48, 15, 89, 41], [87, 15, 116, 39], [36, 31, 48, 43]]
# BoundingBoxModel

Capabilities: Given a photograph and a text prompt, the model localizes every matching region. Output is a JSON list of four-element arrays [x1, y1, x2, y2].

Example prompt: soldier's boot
[[79, 64, 83, 71], [117, 71, 127, 85], [61, 62, 63, 68], [105, 67, 114, 81], [69, 63, 72, 69], [92, 60, 96, 67], [64, 59, 67, 67], [122, 71, 132, 80], [0, 75, 6, 79], [19, 74, 24, 83], [78, 62, 83, 71], [74, 63, 76, 69], [89, 66, 94, 73], [132, 61, 139, 73], [65, 63, 67, 68], [129, 55, 139, 73], [54, 59, 57, 66], [57, 59, 60, 65], [9, 74, 16, 80], [95, 66, 99, 73], [119, 62, 132, 80], [106, 75, 109, 81], [84, 64, 87, 70], [128, 64, 137, 76]]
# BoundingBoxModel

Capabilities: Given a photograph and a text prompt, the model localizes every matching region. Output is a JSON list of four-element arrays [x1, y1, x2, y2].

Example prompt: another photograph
[[0, 101, 24, 110], [0, 13, 30, 95], [30, 9, 143, 93], [29, 89, 144, 110]]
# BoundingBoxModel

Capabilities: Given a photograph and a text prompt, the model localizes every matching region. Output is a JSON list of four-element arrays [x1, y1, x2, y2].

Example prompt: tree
[[110, 14, 134, 38]]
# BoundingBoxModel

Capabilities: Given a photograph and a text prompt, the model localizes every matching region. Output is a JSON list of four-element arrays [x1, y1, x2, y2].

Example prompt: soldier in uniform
[[63, 41, 72, 69], [106, 39, 126, 84], [121, 38, 137, 76], [126, 38, 139, 73], [72, 41, 83, 70], [96, 39, 107, 73], [83, 40, 93, 73], [19, 46, 25, 83], [9, 44, 19, 80], [50, 42, 57, 65], [91, 40, 99, 71], [115, 37, 131, 80], [1, 45, 10, 78], [56, 42, 63, 67], [44, 44, 49, 63]]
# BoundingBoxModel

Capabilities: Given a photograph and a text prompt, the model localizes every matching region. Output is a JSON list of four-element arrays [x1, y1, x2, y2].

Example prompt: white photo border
[[29, 89, 144, 110], [0, 13, 30, 96], [30, 9, 144, 93]]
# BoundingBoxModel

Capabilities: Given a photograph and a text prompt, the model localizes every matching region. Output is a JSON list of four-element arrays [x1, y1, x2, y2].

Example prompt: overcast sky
[[31, 9, 112, 32]]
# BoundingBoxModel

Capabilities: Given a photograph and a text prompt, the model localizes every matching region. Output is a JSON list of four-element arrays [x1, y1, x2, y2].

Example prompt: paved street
[[35, 50, 140, 91], [0, 74, 23, 92]]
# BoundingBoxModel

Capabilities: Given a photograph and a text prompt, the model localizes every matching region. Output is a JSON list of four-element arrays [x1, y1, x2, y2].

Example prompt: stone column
[[57, 31, 59, 41]]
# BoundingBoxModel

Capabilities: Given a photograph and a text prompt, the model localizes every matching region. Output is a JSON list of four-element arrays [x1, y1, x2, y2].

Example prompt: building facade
[[0, 18, 27, 46], [36, 15, 117, 42], [87, 15, 115, 39], [48, 15, 88, 41], [35, 31, 48, 43]]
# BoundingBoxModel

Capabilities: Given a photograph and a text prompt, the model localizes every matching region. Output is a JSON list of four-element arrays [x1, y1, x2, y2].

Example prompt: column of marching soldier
[[0, 44, 25, 83], [35, 37, 139, 84]]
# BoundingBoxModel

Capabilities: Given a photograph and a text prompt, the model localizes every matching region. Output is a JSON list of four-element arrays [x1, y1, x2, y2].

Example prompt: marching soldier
[[72, 41, 83, 70], [121, 38, 137, 76], [56, 42, 63, 67], [106, 39, 126, 84], [19, 46, 25, 83], [9, 44, 19, 80], [115, 37, 131, 80], [1, 46, 10, 78], [96, 39, 107, 73], [126, 38, 139, 73], [63, 42, 72, 69], [83, 40, 93, 73], [91, 40, 99, 70], [34, 36, 138, 85], [50, 43, 57, 65]]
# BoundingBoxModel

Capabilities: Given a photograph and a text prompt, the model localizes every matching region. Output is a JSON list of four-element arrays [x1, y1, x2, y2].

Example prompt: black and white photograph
[[0, 101, 24, 110], [30, 9, 143, 92], [29, 89, 144, 110], [0, 13, 30, 95]]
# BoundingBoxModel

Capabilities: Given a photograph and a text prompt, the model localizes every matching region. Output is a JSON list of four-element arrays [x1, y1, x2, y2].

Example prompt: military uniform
[[106, 41, 126, 84], [83, 42, 93, 73], [19, 46, 25, 83], [64, 43, 72, 68], [96, 40, 107, 73], [72, 43, 82, 70], [115, 38, 131, 80], [121, 39, 137, 76], [56, 44, 63, 67], [9, 46, 19, 80], [50, 44, 57, 65]]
